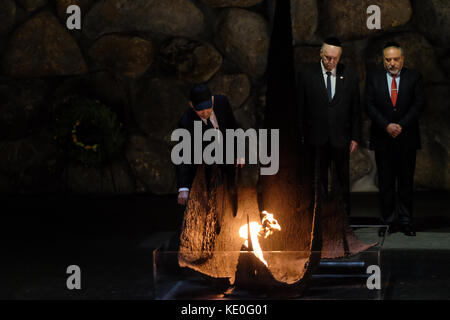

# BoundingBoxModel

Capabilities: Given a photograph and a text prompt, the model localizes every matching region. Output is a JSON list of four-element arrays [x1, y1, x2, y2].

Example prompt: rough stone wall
[[0, 0, 448, 194], [0, 0, 269, 194]]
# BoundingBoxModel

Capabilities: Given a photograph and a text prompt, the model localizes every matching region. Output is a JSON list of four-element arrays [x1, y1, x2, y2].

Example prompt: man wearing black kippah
[[167, 84, 242, 251], [175, 83, 242, 206], [365, 42, 424, 237], [296, 37, 361, 216]]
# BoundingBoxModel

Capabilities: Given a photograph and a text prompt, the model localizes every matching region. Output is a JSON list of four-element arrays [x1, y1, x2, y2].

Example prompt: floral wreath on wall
[[54, 96, 126, 167]]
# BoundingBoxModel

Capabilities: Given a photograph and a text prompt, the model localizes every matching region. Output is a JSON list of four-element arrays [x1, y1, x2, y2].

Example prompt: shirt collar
[[387, 70, 401, 78], [321, 60, 336, 76]]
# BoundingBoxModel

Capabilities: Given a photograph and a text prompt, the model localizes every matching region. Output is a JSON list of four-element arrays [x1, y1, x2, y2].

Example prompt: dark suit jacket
[[176, 94, 238, 190], [365, 68, 424, 150], [296, 62, 361, 148]]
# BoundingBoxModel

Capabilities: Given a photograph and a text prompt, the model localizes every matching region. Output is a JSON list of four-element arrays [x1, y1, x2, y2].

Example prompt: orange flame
[[239, 211, 281, 266]]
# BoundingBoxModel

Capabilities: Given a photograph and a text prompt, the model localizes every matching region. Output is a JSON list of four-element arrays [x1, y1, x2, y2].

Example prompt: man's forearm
[[176, 163, 195, 192]]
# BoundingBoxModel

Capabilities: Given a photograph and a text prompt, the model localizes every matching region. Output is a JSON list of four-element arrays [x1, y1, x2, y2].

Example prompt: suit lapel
[[315, 62, 330, 103], [332, 64, 344, 105], [212, 96, 224, 129], [382, 71, 392, 106], [396, 68, 407, 107]]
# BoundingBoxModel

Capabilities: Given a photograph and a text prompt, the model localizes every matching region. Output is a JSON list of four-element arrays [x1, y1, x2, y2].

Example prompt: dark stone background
[[0, 0, 448, 195]]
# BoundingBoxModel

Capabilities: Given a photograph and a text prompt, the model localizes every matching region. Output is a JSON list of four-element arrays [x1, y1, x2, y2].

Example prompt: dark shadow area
[[0, 193, 184, 299], [1, 191, 449, 299], [350, 191, 450, 232]]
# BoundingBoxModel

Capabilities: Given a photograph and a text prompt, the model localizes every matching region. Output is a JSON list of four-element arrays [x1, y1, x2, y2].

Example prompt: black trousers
[[375, 146, 417, 226], [310, 142, 351, 215]]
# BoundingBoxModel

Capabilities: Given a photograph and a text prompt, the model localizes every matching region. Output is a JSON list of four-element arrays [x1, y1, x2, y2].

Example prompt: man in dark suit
[[365, 42, 424, 237], [176, 83, 241, 205], [296, 37, 361, 216]]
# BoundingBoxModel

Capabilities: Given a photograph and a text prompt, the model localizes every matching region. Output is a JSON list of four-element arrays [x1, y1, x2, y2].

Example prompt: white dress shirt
[[321, 60, 336, 99]]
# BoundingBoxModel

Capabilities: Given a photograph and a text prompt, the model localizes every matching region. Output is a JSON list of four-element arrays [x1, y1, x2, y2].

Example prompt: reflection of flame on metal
[[238, 211, 281, 267]]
